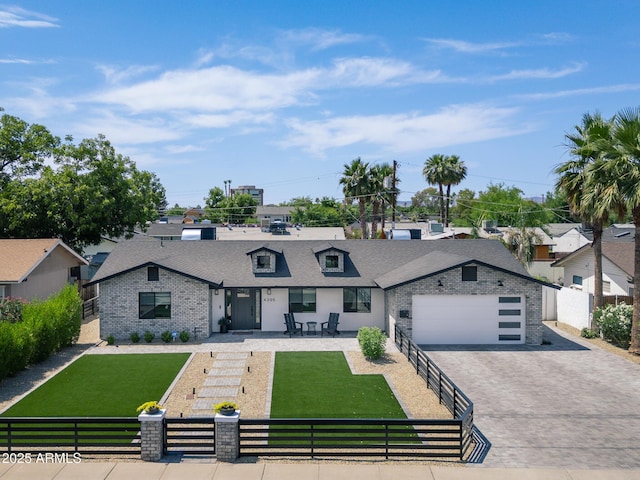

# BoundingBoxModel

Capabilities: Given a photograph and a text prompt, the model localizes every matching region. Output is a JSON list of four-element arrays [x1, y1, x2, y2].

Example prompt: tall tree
[[0, 133, 166, 251], [593, 107, 640, 354], [423, 154, 466, 226], [0, 109, 59, 185], [423, 154, 448, 224], [555, 112, 613, 314], [340, 157, 370, 239]]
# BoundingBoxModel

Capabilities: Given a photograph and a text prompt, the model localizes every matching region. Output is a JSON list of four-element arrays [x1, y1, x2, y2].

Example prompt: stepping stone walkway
[[191, 352, 248, 416]]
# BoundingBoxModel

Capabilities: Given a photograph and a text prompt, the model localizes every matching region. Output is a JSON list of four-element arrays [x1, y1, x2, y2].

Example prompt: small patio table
[[306, 321, 318, 335]]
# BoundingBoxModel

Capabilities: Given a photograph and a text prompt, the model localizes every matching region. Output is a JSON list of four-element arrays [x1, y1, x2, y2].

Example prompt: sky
[[2, 1, 640, 209]]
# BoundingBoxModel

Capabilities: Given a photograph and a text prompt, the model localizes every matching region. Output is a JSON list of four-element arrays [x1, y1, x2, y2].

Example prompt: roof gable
[[0, 239, 87, 283]]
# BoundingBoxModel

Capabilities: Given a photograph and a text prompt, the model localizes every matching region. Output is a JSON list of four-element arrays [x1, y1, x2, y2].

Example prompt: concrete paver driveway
[[421, 324, 640, 469]]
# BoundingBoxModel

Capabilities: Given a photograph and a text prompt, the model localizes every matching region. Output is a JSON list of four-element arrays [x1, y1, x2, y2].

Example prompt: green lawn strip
[[0, 353, 189, 447], [269, 351, 415, 446]]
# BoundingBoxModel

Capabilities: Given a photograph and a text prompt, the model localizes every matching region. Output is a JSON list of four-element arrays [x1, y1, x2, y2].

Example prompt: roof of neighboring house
[[0, 238, 88, 283], [256, 206, 296, 216], [498, 227, 556, 246], [140, 223, 346, 241], [551, 241, 634, 277], [88, 237, 552, 290], [546, 223, 583, 237]]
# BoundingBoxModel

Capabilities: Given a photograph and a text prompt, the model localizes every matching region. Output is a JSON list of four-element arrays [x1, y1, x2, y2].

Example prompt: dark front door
[[230, 288, 260, 330]]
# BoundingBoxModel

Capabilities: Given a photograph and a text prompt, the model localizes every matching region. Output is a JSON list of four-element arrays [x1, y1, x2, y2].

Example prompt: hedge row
[[0, 284, 82, 381]]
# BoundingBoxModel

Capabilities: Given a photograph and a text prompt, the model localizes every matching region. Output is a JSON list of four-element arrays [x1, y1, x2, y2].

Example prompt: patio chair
[[321, 312, 340, 337], [283, 312, 303, 337]]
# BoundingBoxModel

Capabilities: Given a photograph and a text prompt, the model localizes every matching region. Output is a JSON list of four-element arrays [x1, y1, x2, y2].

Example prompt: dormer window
[[257, 255, 271, 269], [314, 244, 347, 273], [325, 255, 339, 269], [247, 245, 279, 274]]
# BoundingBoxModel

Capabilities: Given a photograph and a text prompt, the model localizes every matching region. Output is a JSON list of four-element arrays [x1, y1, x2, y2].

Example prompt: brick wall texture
[[385, 264, 543, 345], [100, 266, 210, 340]]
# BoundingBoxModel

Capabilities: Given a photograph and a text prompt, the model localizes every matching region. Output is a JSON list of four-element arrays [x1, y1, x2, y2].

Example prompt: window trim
[[343, 287, 372, 313]]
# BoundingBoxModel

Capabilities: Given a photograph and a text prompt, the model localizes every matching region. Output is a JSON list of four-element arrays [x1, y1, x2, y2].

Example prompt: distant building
[[231, 185, 264, 206]]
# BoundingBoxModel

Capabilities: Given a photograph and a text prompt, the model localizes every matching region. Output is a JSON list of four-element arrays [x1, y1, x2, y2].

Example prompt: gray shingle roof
[[88, 237, 534, 289]]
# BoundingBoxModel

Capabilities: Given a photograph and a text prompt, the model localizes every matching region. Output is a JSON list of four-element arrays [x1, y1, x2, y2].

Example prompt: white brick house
[[87, 238, 556, 345]]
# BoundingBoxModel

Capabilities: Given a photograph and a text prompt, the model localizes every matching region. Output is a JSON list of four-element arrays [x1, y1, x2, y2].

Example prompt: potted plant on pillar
[[213, 401, 238, 416], [136, 401, 163, 415]]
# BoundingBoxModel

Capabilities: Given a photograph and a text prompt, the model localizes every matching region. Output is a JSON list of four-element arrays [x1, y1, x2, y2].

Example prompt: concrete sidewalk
[[1, 462, 639, 480]]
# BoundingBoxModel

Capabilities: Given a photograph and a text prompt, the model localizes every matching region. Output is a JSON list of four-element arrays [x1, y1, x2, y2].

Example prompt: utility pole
[[391, 160, 398, 229]]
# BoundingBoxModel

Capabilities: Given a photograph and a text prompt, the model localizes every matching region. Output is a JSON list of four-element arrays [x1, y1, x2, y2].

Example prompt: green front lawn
[[270, 351, 406, 418], [1, 353, 189, 417]]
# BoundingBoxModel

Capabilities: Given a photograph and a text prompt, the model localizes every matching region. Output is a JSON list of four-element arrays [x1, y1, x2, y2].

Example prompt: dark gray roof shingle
[[89, 237, 533, 288]]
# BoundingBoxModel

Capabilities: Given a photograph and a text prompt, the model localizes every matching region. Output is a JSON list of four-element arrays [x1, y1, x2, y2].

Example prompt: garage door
[[411, 295, 524, 345]]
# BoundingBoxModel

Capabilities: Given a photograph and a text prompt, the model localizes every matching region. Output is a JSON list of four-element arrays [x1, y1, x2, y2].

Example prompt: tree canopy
[[0, 111, 166, 252]]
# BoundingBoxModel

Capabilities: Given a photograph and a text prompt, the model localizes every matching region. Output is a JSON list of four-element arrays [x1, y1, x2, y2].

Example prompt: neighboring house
[[0, 238, 88, 301], [551, 240, 634, 330], [231, 185, 264, 206], [256, 206, 294, 224], [141, 223, 346, 241], [551, 241, 634, 297], [87, 237, 555, 345]]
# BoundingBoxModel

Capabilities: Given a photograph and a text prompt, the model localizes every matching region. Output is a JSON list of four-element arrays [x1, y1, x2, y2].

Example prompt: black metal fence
[[394, 325, 475, 457], [163, 417, 215, 455], [82, 296, 99, 320], [0, 417, 141, 456], [239, 418, 464, 459]]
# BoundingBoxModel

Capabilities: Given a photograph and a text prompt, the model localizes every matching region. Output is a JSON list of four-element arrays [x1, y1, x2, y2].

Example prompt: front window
[[139, 292, 171, 319], [343, 287, 371, 313], [572, 275, 583, 286], [289, 288, 316, 312]]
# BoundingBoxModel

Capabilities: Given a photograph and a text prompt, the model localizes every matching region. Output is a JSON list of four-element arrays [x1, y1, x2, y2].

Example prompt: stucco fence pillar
[[138, 409, 166, 461], [214, 410, 240, 462]]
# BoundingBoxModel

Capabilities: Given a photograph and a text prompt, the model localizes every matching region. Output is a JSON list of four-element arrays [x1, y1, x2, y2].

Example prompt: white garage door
[[412, 295, 524, 345]]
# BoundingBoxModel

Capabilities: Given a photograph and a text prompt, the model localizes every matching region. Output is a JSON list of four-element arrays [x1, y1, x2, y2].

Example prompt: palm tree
[[596, 107, 640, 354], [443, 155, 467, 227], [368, 163, 395, 238], [340, 157, 370, 239], [423, 154, 467, 227], [423, 154, 448, 224], [555, 112, 613, 315]]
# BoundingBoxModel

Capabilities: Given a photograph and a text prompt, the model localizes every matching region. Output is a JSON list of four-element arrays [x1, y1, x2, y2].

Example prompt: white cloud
[[280, 104, 529, 155], [0, 6, 59, 28], [91, 57, 445, 114], [96, 64, 159, 85], [424, 38, 520, 53], [280, 28, 369, 51], [184, 111, 275, 129], [519, 83, 640, 101], [488, 63, 586, 82], [72, 112, 183, 145]]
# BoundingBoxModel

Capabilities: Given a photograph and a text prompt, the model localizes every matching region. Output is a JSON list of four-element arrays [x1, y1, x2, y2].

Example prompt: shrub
[[106, 334, 115, 345], [144, 331, 155, 343], [593, 303, 633, 348], [179, 330, 190, 342], [130, 331, 140, 343], [0, 285, 82, 381], [581, 327, 599, 339], [357, 326, 387, 360], [161, 330, 173, 343], [0, 297, 26, 323]]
